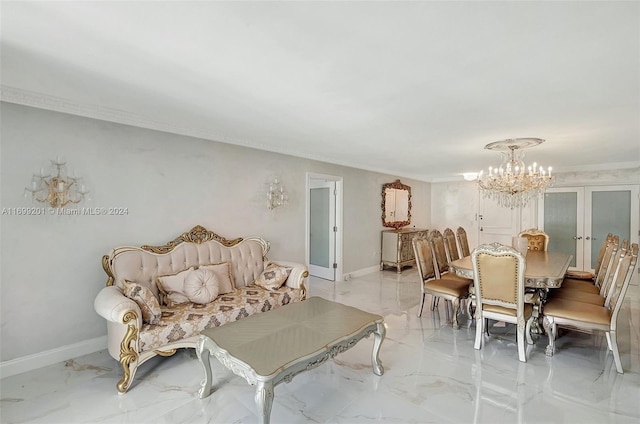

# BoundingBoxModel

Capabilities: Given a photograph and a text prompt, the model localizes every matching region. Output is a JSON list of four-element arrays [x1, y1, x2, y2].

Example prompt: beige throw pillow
[[156, 267, 194, 307], [254, 263, 291, 290], [199, 262, 235, 294], [122, 280, 162, 325], [184, 268, 219, 304]]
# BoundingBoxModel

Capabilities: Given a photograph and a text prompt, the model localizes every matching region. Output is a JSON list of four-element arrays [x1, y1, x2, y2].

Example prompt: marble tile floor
[[2, 269, 639, 424]]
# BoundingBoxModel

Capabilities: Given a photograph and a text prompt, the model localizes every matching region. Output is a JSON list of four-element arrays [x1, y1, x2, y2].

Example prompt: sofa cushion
[[122, 280, 162, 325], [183, 268, 219, 304], [200, 262, 234, 295], [254, 263, 291, 290], [156, 267, 194, 307], [137, 285, 304, 352]]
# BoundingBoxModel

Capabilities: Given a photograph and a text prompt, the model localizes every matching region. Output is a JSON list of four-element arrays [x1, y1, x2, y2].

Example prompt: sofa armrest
[[268, 260, 309, 290], [94, 285, 142, 327]]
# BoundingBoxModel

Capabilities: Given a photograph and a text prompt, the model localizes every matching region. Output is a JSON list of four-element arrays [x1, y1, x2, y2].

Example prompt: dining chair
[[559, 235, 620, 295], [565, 233, 613, 280], [518, 228, 549, 251], [552, 239, 627, 306], [412, 236, 469, 328], [543, 243, 638, 373], [471, 242, 534, 362], [434, 228, 473, 317], [443, 228, 460, 262], [456, 226, 471, 257]]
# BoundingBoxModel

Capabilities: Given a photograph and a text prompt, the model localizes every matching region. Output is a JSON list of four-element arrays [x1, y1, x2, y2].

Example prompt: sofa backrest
[[102, 226, 269, 297]]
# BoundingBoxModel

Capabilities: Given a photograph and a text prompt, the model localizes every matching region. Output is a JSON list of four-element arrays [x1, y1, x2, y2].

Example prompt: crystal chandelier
[[477, 138, 553, 209], [25, 157, 89, 208]]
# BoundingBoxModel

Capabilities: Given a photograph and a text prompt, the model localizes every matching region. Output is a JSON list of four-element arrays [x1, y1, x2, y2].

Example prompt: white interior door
[[308, 179, 336, 280], [478, 195, 521, 245]]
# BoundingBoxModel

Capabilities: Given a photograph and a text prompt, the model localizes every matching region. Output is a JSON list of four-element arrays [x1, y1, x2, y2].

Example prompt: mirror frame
[[381, 179, 412, 229]]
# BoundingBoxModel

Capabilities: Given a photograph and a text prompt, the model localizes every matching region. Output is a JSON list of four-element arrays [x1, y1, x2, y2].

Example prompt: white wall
[[0, 102, 431, 364], [430, 180, 480, 247]]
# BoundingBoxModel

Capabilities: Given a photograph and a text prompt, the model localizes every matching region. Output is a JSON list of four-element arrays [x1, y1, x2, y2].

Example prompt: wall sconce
[[267, 176, 288, 210], [24, 156, 89, 208]]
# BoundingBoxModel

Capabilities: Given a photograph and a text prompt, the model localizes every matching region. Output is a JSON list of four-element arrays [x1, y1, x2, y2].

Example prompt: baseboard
[[344, 265, 380, 281], [0, 336, 107, 379]]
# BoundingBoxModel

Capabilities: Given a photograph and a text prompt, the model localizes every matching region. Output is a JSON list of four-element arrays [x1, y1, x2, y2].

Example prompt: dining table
[[449, 250, 573, 334], [449, 250, 573, 290]]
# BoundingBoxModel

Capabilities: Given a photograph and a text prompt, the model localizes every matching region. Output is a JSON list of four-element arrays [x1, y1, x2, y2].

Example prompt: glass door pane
[[543, 191, 579, 268], [310, 187, 330, 268], [589, 190, 631, 269]]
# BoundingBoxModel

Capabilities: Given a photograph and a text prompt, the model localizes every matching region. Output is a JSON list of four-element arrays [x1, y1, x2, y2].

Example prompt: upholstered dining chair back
[[594, 235, 620, 289], [607, 243, 638, 326], [428, 229, 450, 277], [472, 242, 532, 362], [456, 227, 471, 257], [443, 228, 460, 262], [600, 240, 629, 304], [594, 233, 615, 278], [413, 236, 437, 286], [518, 228, 549, 251], [472, 243, 524, 310]]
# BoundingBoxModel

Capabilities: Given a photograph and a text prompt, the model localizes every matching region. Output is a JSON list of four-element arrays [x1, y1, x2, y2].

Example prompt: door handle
[[586, 236, 591, 240], [573, 236, 582, 240]]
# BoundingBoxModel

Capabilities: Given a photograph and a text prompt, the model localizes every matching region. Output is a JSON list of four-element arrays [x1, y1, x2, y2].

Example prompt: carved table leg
[[196, 336, 213, 399], [529, 288, 548, 337], [255, 380, 274, 424], [372, 322, 386, 376]]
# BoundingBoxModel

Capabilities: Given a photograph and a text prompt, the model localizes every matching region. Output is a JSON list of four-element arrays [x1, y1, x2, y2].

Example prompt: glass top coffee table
[[196, 296, 385, 424]]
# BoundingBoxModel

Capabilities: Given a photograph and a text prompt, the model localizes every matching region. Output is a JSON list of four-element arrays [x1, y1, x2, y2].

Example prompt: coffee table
[[196, 296, 385, 424]]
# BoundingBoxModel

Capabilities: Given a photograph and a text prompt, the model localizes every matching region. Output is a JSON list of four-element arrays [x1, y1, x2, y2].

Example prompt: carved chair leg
[[417, 293, 426, 317], [474, 312, 483, 350], [609, 331, 623, 374], [543, 316, 555, 357], [517, 320, 527, 363], [525, 315, 534, 345], [451, 298, 461, 330]]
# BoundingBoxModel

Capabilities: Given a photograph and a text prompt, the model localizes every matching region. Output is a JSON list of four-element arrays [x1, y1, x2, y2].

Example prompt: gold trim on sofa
[[117, 310, 139, 394], [141, 225, 244, 254]]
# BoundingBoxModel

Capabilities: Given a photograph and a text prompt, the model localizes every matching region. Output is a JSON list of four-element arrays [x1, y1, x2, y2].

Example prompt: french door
[[538, 185, 639, 272]]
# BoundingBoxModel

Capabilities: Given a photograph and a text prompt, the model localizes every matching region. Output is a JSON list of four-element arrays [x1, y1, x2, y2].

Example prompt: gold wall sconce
[[24, 156, 89, 208]]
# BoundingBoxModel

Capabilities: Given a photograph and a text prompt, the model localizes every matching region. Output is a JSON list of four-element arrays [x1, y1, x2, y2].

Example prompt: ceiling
[[1, 1, 639, 182]]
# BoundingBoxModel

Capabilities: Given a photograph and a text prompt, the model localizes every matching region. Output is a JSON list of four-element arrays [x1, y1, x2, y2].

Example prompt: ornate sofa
[[94, 225, 308, 394]]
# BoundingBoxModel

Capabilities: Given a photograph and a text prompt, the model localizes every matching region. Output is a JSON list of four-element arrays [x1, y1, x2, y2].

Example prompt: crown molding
[[5, 86, 633, 185], [1, 85, 430, 182]]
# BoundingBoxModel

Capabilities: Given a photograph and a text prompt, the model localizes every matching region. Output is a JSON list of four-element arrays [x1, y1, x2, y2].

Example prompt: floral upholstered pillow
[[122, 280, 162, 325], [183, 268, 220, 304], [254, 263, 291, 290], [156, 267, 194, 307]]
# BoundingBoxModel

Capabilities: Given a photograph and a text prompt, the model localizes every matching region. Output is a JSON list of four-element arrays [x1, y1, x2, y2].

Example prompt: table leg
[[196, 336, 213, 399], [372, 322, 385, 376], [255, 380, 274, 424]]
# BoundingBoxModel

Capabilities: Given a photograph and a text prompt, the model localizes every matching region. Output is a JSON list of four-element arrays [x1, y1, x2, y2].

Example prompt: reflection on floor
[[2, 269, 639, 423]]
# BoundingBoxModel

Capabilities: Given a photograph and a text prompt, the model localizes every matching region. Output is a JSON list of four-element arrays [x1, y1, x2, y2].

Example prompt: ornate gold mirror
[[381, 179, 412, 229]]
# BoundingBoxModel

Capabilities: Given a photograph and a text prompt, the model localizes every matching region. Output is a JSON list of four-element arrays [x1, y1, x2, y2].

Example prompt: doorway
[[306, 173, 343, 281]]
